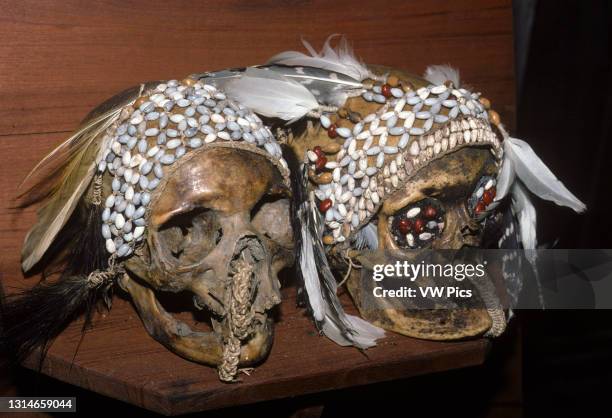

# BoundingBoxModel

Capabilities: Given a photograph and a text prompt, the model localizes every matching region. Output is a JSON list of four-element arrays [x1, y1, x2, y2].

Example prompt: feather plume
[[495, 156, 516, 202], [352, 222, 378, 251], [423, 65, 461, 87], [292, 162, 383, 348], [19, 85, 143, 272], [268, 35, 372, 82], [511, 182, 537, 250], [20, 113, 117, 272], [22, 167, 95, 272], [504, 137, 586, 212], [222, 68, 319, 123], [1, 203, 113, 364], [203, 64, 363, 109], [19, 110, 117, 199], [263, 64, 364, 107], [510, 183, 545, 307]]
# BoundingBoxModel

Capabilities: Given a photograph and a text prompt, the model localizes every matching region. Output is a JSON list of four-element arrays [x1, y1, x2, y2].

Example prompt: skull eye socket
[[251, 193, 293, 248], [158, 208, 223, 262], [467, 176, 497, 219], [389, 198, 445, 249]]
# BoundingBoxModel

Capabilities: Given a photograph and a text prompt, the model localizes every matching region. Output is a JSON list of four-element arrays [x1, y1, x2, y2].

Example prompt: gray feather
[[505, 137, 586, 212]]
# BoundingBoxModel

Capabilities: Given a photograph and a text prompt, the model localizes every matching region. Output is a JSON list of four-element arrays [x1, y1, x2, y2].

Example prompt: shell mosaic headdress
[[4, 37, 585, 359]]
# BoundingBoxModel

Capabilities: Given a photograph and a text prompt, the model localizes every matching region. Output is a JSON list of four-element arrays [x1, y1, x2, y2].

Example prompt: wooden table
[[0, 0, 513, 415], [10, 287, 488, 415]]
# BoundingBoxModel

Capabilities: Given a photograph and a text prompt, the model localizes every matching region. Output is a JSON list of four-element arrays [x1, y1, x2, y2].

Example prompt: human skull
[[344, 146, 502, 340], [290, 66, 507, 340], [120, 146, 293, 375], [97, 79, 295, 381]]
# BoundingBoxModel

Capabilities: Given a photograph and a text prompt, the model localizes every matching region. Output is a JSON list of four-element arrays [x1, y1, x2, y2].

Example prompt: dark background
[[1, 1, 611, 417], [516, 1, 612, 417]]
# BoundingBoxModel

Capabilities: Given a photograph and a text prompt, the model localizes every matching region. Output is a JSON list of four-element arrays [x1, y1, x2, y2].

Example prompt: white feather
[[495, 155, 516, 201], [344, 314, 386, 345], [322, 314, 385, 348], [223, 68, 319, 123], [300, 223, 324, 321], [511, 182, 537, 249], [423, 65, 461, 87], [511, 183, 545, 307], [505, 137, 586, 212], [300, 189, 384, 348], [268, 35, 372, 81]]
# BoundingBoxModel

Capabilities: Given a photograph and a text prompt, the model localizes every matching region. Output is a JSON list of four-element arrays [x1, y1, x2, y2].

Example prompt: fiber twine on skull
[[87, 254, 124, 288], [338, 249, 362, 289], [218, 257, 255, 382], [471, 272, 507, 337], [91, 174, 103, 206]]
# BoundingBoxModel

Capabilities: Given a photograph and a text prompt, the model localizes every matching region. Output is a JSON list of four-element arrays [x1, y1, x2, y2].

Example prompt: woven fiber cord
[[218, 257, 255, 382]]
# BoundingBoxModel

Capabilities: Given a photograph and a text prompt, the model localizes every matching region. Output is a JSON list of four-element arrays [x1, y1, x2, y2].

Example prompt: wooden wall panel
[[0, 0, 514, 137]]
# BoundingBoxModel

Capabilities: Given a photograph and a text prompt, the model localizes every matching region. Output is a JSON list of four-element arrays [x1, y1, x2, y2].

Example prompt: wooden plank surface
[[0, 134, 489, 413], [0, 0, 513, 414], [16, 289, 489, 416]]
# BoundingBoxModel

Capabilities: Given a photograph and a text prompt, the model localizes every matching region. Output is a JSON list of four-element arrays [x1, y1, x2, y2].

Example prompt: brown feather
[[20, 84, 146, 273]]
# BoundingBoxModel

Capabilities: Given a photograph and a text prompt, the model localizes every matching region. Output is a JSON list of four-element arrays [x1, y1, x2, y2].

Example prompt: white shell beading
[[97, 79, 289, 257], [313, 82, 503, 244]]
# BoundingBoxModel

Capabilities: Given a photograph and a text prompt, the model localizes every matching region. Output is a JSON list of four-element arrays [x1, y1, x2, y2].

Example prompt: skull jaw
[[119, 274, 273, 367], [345, 266, 493, 341]]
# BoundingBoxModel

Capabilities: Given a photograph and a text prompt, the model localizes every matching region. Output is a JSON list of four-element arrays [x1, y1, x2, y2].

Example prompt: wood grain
[[17, 290, 488, 415], [0, 0, 514, 137], [0, 0, 514, 414]]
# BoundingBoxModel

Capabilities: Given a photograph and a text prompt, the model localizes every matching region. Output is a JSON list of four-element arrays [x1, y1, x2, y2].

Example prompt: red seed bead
[[318, 198, 332, 213], [482, 188, 496, 205], [423, 206, 437, 219], [414, 218, 425, 233], [328, 124, 338, 138], [313, 146, 323, 157], [315, 156, 327, 172], [474, 201, 486, 215], [381, 83, 392, 98], [398, 218, 412, 235]]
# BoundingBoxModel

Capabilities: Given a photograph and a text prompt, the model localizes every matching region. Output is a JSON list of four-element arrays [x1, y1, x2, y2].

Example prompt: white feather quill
[[268, 35, 373, 81], [299, 184, 383, 348], [495, 156, 516, 202], [511, 182, 545, 307], [300, 222, 324, 321], [511, 182, 538, 249], [223, 68, 319, 123], [504, 137, 586, 212]]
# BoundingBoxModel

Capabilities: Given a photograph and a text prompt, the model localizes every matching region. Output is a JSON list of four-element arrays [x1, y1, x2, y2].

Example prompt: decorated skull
[[8, 78, 294, 381], [278, 46, 585, 345]]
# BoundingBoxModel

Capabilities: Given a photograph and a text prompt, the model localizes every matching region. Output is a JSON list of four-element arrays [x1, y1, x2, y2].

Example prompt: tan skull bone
[[119, 146, 293, 375], [346, 146, 501, 340]]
